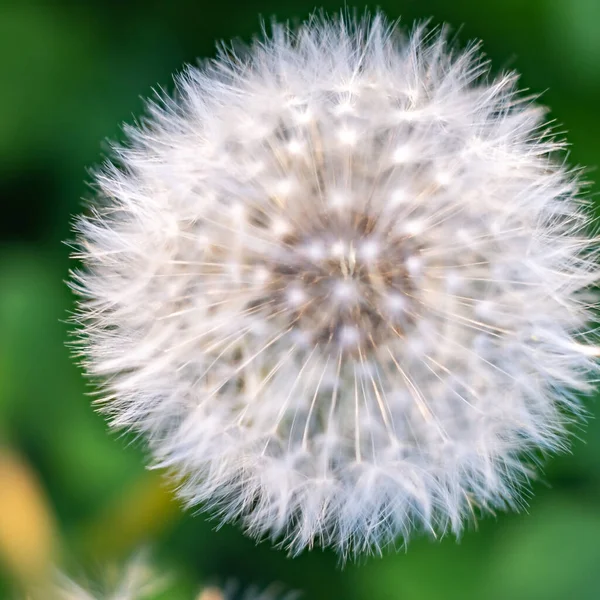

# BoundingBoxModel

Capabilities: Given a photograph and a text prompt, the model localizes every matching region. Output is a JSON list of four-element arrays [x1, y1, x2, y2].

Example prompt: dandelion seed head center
[[253, 210, 419, 352]]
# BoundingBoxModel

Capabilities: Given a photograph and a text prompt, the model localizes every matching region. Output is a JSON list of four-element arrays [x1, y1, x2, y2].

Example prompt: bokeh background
[[1, 1, 600, 598]]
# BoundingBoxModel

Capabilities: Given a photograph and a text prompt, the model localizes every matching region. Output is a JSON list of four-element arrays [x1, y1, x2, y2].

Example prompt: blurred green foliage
[[1, 1, 599, 598]]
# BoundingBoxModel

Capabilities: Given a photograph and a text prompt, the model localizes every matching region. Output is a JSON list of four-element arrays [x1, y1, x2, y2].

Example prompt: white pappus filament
[[70, 12, 600, 557]]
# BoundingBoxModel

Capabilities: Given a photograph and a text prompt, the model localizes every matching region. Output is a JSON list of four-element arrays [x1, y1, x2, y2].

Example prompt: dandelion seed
[[70, 12, 599, 557]]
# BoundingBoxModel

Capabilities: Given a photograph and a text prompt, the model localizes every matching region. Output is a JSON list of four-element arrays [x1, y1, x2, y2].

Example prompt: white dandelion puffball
[[48, 555, 161, 600], [71, 13, 599, 556], [46, 565, 290, 600]]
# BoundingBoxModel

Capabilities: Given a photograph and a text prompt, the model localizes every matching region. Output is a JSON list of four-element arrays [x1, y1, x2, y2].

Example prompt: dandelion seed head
[[45, 560, 293, 600], [71, 12, 599, 557], [49, 554, 161, 600]]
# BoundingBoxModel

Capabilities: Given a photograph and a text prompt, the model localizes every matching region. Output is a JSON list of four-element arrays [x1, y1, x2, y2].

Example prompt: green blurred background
[[1, 0, 600, 598]]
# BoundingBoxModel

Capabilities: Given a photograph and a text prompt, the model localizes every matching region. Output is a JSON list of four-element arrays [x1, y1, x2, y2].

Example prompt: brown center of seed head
[[263, 210, 419, 354]]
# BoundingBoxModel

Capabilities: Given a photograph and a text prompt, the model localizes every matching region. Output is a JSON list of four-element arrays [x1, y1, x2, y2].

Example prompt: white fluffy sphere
[[71, 13, 599, 556]]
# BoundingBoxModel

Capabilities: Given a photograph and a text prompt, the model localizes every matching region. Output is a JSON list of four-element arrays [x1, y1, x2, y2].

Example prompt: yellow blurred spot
[[197, 587, 225, 600], [0, 448, 57, 588]]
